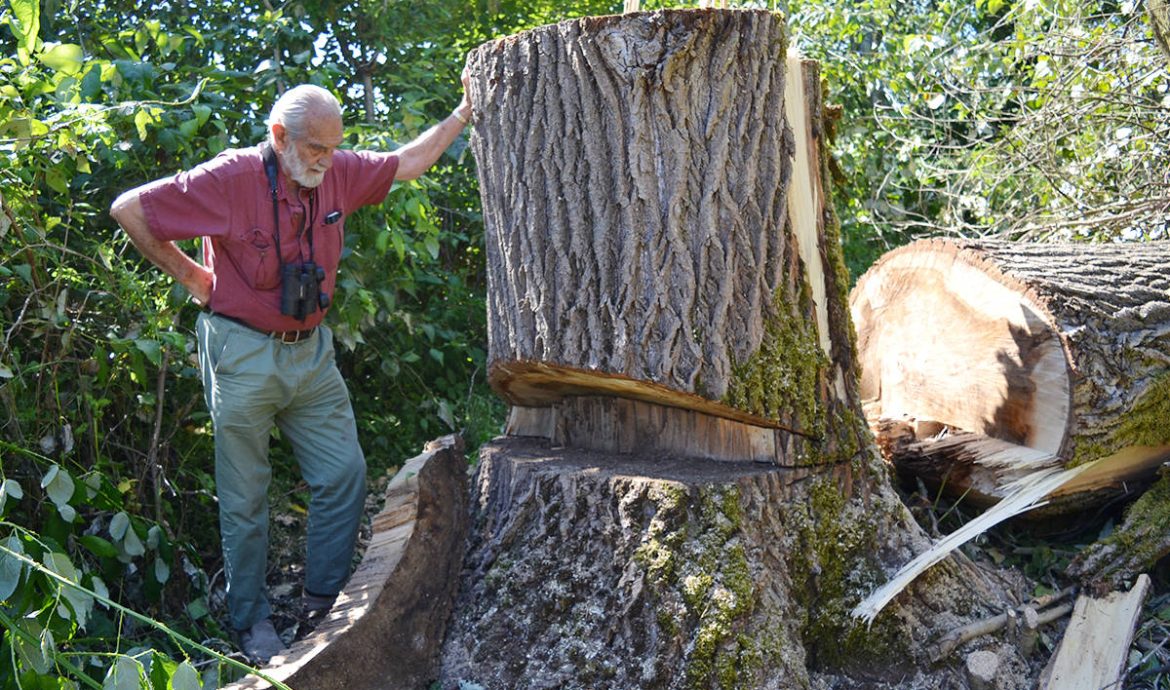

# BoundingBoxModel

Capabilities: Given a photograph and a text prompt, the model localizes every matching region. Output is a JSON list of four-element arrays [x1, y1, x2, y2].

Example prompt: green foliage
[[779, 0, 1170, 274], [0, 0, 623, 685]]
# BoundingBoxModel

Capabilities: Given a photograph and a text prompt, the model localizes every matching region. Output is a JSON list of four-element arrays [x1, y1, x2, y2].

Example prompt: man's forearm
[[110, 191, 213, 305], [394, 104, 473, 181]]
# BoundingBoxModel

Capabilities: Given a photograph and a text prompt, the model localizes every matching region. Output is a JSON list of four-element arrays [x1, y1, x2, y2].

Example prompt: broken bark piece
[[1039, 574, 1151, 690], [851, 238, 1170, 511], [224, 436, 468, 690]]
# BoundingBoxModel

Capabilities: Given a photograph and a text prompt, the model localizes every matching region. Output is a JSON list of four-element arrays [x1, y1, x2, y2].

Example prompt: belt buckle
[[276, 329, 309, 343]]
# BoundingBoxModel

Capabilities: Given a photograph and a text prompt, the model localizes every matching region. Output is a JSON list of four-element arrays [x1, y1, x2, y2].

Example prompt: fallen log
[[444, 9, 1033, 688], [851, 238, 1170, 513]]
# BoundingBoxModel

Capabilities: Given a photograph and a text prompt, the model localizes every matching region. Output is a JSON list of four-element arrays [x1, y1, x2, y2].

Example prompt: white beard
[[284, 143, 327, 188]]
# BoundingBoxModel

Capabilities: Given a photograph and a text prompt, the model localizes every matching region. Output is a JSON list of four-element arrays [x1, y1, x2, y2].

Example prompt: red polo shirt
[[138, 145, 398, 332]]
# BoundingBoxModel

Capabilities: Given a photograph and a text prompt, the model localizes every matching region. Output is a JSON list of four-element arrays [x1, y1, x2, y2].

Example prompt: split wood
[[930, 587, 1077, 662]]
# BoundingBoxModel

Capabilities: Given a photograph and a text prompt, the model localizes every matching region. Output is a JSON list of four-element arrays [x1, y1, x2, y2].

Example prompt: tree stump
[[441, 10, 1030, 688]]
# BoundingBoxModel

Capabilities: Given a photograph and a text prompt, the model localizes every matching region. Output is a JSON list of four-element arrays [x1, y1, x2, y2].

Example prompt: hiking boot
[[301, 590, 337, 619], [238, 618, 285, 665]]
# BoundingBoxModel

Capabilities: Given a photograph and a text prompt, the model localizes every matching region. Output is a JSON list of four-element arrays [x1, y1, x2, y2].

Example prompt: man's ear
[[271, 123, 288, 152]]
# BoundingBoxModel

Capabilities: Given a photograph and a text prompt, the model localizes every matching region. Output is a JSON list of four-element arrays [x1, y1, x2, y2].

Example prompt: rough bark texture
[[852, 238, 1170, 472], [1151, 0, 1170, 61], [452, 10, 1037, 689], [1069, 467, 1170, 590], [469, 9, 810, 427], [437, 438, 1012, 690], [468, 10, 868, 467]]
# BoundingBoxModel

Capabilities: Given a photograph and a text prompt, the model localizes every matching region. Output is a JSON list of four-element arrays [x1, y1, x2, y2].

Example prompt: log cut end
[[854, 237, 1170, 515], [851, 238, 1073, 455]]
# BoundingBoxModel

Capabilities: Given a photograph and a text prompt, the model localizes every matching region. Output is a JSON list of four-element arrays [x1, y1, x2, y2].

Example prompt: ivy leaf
[[104, 656, 142, 690], [171, 661, 203, 690], [41, 465, 75, 507], [110, 511, 130, 540], [0, 536, 25, 601]]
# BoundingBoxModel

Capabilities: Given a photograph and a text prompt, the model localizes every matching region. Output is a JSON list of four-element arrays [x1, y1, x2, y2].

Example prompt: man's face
[[278, 114, 343, 189]]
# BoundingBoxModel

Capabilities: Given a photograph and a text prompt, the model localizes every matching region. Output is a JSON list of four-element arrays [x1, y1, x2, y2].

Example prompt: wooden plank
[[1039, 574, 1151, 690]]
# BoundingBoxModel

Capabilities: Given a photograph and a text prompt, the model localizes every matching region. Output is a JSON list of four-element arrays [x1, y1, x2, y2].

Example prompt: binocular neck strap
[[261, 142, 316, 265], [262, 143, 284, 263]]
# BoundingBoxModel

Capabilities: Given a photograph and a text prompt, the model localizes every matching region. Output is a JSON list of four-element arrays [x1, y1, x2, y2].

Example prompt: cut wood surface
[[851, 238, 1170, 509], [1039, 574, 1151, 690]]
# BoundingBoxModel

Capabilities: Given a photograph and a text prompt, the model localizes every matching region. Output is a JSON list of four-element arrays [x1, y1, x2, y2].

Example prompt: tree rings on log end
[[851, 239, 1072, 455]]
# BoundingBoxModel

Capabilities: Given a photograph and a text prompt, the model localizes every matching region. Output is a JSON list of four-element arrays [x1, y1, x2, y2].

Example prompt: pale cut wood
[[1039, 574, 1151, 690], [851, 238, 1170, 510], [507, 397, 791, 464], [881, 427, 1170, 512], [853, 457, 1099, 625]]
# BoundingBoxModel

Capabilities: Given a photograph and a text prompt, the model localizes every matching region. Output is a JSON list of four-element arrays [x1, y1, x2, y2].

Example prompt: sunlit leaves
[[9, 0, 40, 56], [0, 536, 26, 601]]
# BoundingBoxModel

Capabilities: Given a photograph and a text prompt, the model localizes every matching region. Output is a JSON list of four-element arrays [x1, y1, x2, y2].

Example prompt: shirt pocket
[[236, 227, 281, 290]]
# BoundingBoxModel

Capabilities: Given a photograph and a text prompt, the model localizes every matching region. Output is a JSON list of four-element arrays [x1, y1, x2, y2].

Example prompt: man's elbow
[[394, 159, 424, 182], [109, 190, 135, 224]]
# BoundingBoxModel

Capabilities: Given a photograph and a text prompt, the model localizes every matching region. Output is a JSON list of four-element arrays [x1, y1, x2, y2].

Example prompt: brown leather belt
[[207, 311, 315, 344]]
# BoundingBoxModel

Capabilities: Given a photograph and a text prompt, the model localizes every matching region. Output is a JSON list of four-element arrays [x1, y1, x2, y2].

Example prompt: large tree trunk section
[[469, 9, 864, 461], [450, 9, 1033, 688], [851, 238, 1170, 512]]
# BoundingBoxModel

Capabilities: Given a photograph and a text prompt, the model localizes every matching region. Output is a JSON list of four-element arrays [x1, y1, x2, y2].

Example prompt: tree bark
[[446, 10, 1033, 688], [852, 237, 1170, 512], [438, 438, 959, 689], [1150, 0, 1170, 62], [468, 9, 862, 456]]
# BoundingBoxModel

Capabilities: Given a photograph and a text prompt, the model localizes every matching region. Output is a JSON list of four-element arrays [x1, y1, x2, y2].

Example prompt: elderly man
[[110, 79, 473, 663]]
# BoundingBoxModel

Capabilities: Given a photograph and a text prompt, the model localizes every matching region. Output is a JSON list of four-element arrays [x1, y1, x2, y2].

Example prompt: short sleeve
[[333, 150, 399, 210], [139, 150, 251, 242]]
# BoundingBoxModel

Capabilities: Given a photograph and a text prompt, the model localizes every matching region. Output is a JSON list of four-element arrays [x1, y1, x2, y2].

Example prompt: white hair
[[266, 85, 342, 144]]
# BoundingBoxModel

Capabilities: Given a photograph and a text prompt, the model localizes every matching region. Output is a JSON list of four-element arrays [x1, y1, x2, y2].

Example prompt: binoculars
[[280, 261, 331, 321]]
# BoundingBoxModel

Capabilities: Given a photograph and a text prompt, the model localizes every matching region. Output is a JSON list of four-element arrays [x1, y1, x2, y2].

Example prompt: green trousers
[[196, 312, 366, 631]]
